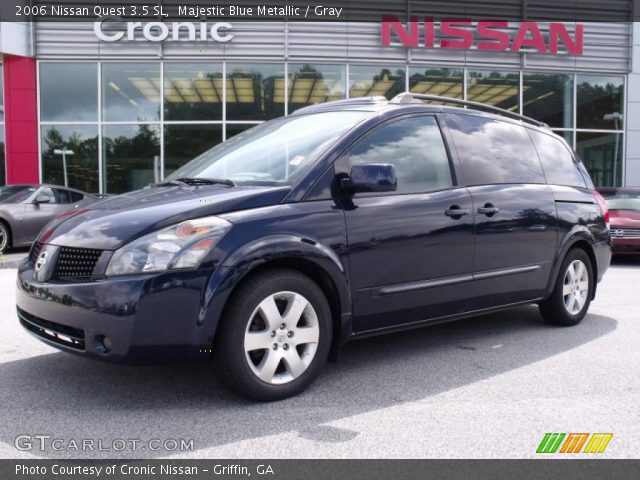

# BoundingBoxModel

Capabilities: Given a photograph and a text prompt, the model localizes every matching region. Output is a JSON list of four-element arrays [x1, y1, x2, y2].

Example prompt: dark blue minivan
[[16, 94, 611, 400]]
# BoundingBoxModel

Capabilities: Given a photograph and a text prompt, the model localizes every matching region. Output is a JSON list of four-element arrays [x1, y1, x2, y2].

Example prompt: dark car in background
[[0, 184, 101, 253], [16, 94, 611, 401], [598, 187, 640, 255]]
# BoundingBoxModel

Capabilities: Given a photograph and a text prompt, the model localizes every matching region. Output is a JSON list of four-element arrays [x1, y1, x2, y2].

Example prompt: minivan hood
[[39, 185, 290, 250]]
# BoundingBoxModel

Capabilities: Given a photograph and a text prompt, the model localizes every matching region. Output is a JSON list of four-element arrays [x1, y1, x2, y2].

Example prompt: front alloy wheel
[[244, 291, 320, 385], [213, 269, 332, 401]]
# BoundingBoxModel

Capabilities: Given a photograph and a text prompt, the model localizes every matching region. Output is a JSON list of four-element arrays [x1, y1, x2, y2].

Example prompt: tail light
[[592, 190, 610, 230]]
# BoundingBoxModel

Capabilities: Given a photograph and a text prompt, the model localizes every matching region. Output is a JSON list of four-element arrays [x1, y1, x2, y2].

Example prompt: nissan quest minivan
[[16, 94, 611, 401]]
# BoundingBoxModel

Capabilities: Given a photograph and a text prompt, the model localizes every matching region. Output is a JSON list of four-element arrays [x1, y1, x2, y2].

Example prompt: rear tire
[[212, 268, 332, 401], [0, 222, 10, 254], [539, 248, 594, 326]]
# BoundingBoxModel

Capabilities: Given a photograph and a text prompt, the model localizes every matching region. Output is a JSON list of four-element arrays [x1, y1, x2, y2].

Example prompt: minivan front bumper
[[16, 258, 236, 364]]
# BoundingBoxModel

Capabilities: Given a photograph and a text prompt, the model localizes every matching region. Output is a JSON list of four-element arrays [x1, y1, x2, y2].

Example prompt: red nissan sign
[[381, 17, 584, 55]]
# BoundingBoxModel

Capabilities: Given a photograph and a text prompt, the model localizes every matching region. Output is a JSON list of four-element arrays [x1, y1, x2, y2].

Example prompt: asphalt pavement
[[0, 248, 29, 269], [0, 258, 638, 459]]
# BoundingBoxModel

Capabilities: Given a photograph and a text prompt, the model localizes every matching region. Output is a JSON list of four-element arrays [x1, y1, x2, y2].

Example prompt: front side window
[[38, 188, 57, 203], [0, 186, 37, 204], [446, 114, 545, 186], [345, 116, 453, 194], [168, 111, 368, 185]]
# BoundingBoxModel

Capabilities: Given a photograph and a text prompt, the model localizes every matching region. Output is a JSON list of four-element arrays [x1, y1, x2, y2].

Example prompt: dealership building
[[0, 14, 638, 194]]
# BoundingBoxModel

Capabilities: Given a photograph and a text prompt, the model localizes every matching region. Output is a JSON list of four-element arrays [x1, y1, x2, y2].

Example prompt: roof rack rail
[[291, 96, 388, 115], [390, 92, 549, 128]]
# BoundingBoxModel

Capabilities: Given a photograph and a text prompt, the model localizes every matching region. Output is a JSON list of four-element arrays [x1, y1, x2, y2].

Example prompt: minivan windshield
[[166, 111, 369, 185]]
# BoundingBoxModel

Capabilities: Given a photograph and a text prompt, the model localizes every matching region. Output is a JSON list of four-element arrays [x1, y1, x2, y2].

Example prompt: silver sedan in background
[[0, 184, 102, 253]]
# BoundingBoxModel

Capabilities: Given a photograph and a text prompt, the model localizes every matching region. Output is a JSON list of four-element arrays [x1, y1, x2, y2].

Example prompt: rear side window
[[346, 116, 453, 194], [446, 114, 545, 185], [529, 130, 587, 188]]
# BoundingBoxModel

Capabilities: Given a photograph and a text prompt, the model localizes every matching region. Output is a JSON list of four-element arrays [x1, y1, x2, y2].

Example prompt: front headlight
[[105, 216, 232, 276]]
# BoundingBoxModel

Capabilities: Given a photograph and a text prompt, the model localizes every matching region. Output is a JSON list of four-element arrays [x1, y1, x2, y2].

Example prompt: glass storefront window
[[103, 124, 160, 194], [164, 124, 223, 176], [40, 63, 98, 122], [288, 64, 345, 113], [34, 61, 626, 193], [577, 132, 623, 187], [102, 63, 160, 122], [577, 75, 624, 130], [226, 124, 260, 140], [467, 70, 519, 111], [41, 125, 99, 193], [226, 63, 285, 121], [523, 73, 573, 128], [409, 68, 463, 100], [164, 63, 223, 121], [349, 65, 405, 100]]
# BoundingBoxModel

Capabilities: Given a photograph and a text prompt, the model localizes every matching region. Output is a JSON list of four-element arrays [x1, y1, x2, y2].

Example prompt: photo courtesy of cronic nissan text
[[0, 1, 638, 479]]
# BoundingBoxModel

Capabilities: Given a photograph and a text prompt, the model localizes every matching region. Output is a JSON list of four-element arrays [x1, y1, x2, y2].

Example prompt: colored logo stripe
[[583, 433, 613, 453], [537, 433, 613, 454], [537, 433, 566, 453], [560, 433, 589, 453]]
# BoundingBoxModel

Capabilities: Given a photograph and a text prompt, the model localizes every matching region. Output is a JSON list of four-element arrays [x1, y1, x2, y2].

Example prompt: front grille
[[18, 307, 85, 350], [54, 247, 102, 279], [29, 242, 43, 266], [612, 228, 640, 238]]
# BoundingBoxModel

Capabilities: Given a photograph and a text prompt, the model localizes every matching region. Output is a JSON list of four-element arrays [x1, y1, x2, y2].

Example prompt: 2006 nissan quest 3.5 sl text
[[16, 94, 611, 401]]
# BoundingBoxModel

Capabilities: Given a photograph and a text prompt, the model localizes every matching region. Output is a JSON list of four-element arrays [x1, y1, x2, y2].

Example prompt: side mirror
[[33, 195, 51, 205], [342, 164, 397, 194]]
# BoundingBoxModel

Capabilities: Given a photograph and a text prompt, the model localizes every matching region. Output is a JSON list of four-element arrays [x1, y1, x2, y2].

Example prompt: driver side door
[[337, 115, 476, 332]]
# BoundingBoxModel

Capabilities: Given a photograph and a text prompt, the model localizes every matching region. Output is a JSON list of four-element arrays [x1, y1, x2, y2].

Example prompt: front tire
[[539, 248, 594, 326], [212, 268, 332, 401]]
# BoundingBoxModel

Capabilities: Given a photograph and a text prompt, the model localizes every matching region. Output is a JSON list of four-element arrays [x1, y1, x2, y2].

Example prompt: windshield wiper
[[154, 177, 236, 187]]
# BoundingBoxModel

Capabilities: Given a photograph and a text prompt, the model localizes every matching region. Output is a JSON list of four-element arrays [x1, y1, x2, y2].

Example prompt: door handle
[[445, 206, 470, 218], [477, 203, 500, 216]]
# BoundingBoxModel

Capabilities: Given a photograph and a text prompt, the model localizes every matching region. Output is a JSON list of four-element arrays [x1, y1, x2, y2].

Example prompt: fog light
[[95, 335, 112, 354]]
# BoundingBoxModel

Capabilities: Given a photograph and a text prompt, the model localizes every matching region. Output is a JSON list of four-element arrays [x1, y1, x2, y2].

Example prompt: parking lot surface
[[0, 259, 638, 459]]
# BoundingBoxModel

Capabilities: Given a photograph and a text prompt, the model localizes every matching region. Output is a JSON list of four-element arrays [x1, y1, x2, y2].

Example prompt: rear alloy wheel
[[539, 249, 593, 326], [212, 269, 332, 401], [0, 223, 10, 253]]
